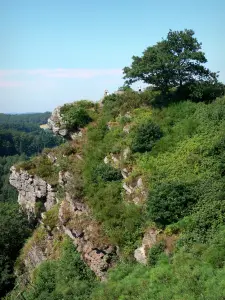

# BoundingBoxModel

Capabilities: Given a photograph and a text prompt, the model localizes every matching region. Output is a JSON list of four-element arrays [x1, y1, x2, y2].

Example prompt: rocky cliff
[[9, 166, 56, 219], [9, 165, 116, 280]]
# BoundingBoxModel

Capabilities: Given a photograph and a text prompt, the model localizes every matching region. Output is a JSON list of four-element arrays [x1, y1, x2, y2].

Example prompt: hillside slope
[[6, 93, 225, 299]]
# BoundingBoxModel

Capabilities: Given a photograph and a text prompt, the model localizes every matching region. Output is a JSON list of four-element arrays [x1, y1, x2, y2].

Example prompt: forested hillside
[[0, 113, 63, 156], [4, 29, 225, 300], [0, 112, 63, 297]]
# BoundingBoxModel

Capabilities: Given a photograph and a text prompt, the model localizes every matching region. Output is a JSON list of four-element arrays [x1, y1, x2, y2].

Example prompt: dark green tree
[[0, 203, 31, 297], [123, 29, 218, 93]]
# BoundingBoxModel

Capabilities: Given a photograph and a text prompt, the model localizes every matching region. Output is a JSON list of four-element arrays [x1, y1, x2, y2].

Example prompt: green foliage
[[147, 241, 165, 266], [17, 155, 59, 185], [131, 121, 163, 153], [123, 29, 218, 94], [43, 205, 59, 231], [92, 163, 122, 183], [148, 182, 197, 227], [0, 155, 26, 202], [0, 112, 51, 125], [172, 81, 225, 103], [0, 202, 31, 297], [60, 101, 94, 130], [0, 125, 63, 157], [118, 85, 133, 92], [4, 87, 225, 299], [83, 121, 143, 254], [103, 90, 160, 118], [85, 181, 143, 255], [91, 228, 225, 299], [20, 238, 96, 300]]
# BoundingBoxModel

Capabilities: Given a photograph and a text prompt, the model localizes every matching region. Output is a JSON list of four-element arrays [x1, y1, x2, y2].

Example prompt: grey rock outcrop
[[48, 106, 83, 140], [9, 166, 56, 218], [48, 106, 68, 137], [134, 228, 159, 264], [59, 194, 116, 279]]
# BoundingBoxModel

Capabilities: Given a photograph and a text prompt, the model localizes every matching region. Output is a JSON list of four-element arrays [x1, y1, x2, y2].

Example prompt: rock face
[[10, 166, 116, 280], [134, 228, 178, 264], [48, 106, 68, 137], [48, 106, 83, 140], [134, 228, 159, 264], [59, 194, 116, 279], [9, 166, 56, 218]]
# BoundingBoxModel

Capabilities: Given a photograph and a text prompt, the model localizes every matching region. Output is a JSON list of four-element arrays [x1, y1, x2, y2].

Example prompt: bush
[[148, 241, 166, 266], [148, 182, 198, 227], [131, 121, 163, 153], [43, 205, 59, 231], [92, 163, 122, 183], [60, 102, 93, 131]]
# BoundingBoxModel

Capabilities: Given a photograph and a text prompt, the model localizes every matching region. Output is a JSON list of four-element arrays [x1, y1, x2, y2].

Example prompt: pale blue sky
[[0, 0, 224, 113]]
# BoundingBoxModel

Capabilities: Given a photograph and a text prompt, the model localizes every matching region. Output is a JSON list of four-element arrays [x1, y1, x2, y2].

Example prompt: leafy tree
[[123, 29, 218, 93]]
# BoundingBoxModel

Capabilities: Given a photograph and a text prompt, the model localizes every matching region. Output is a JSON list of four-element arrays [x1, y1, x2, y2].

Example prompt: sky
[[0, 0, 224, 113]]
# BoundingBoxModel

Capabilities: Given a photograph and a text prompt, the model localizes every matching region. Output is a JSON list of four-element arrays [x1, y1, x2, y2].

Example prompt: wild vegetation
[[4, 29, 225, 299]]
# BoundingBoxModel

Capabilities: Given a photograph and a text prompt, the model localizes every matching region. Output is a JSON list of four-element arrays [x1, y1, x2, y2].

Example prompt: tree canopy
[[123, 29, 218, 93]]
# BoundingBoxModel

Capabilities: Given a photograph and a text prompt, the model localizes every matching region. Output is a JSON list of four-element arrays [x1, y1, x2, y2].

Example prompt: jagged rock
[[104, 156, 109, 164], [17, 227, 63, 283], [123, 124, 131, 133], [9, 166, 56, 218], [58, 171, 72, 187], [137, 177, 143, 188], [47, 153, 57, 163], [134, 228, 159, 264], [24, 244, 46, 271], [48, 106, 83, 139], [134, 246, 147, 264], [121, 168, 129, 179], [59, 199, 116, 279], [76, 154, 83, 161], [123, 147, 130, 160], [70, 131, 83, 140], [48, 106, 68, 137], [122, 175, 147, 205], [122, 183, 133, 194]]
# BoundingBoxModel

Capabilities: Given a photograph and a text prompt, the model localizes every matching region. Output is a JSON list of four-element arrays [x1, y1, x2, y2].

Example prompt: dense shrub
[[16, 155, 59, 185], [42, 205, 59, 231], [131, 121, 163, 153], [61, 106, 92, 131], [148, 241, 166, 266], [91, 228, 225, 300], [60, 101, 94, 131], [148, 182, 198, 227], [92, 163, 122, 183]]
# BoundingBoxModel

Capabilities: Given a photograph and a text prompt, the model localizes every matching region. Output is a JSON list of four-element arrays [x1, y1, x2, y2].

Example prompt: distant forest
[[0, 112, 63, 296], [0, 112, 63, 157]]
